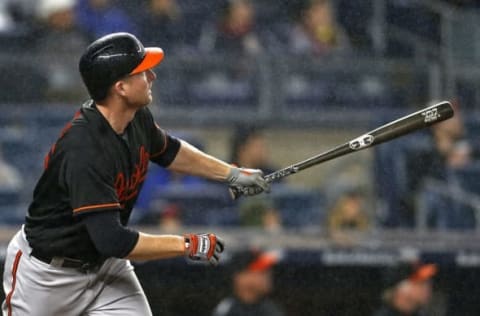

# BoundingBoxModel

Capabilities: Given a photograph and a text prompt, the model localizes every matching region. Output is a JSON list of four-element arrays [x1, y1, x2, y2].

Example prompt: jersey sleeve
[[63, 147, 121, 216], [143, 107, 181, 167]]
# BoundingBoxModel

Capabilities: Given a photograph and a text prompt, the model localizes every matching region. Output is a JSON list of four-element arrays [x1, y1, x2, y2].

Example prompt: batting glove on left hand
[[184, 233, 225, 266], [227, 167, 270, 196]]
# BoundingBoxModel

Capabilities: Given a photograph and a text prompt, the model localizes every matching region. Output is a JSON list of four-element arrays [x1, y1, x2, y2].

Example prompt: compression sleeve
[[81, 210, 139, 258]]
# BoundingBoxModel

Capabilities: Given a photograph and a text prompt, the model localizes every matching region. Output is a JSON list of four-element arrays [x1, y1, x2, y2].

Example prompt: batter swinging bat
[[231, 101, 454, 199]]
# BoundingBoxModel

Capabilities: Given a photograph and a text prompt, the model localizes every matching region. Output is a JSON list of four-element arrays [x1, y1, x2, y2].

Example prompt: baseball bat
[[231, 101, 454, 199]]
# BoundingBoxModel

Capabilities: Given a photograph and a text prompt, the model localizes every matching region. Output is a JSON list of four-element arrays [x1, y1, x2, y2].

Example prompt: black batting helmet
[[79, 32, 164, 101]]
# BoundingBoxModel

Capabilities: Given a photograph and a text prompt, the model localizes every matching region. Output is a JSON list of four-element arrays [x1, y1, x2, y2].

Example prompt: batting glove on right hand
[[184, 233, 225, 266], [227, 167, 270, 197]]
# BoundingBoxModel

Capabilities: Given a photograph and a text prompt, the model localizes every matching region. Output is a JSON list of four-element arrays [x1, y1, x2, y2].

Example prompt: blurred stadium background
[[0, 0, 480, 315]]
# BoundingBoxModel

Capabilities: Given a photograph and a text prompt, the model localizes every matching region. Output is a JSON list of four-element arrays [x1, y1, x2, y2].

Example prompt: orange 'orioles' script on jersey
[[115, 145, 150, 206]]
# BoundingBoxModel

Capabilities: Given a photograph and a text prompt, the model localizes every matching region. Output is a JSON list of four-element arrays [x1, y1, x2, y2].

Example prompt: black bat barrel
[[233, 101, 454, 199]]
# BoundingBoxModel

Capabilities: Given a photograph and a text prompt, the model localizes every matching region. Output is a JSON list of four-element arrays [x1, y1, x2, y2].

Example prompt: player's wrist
[[183, 234, 193, 256], [226, 166, 240, 184]]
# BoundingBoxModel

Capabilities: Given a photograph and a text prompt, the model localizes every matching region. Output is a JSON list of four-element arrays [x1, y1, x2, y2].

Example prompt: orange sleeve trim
[[73, 202, 120, 213]]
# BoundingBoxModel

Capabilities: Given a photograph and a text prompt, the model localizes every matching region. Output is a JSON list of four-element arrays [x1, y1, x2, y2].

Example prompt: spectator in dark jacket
[[212, 249, 284, 316], [199, 0, 262, 56], [75, 0, 137, 40], [137, 0, 185, 52], [373, 263, 437, 316], [229, 125, 277, 175]]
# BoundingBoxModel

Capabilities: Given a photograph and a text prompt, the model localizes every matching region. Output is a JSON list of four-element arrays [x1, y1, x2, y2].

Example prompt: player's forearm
[[168, 140, 231, 181], [125, 232, 185, 261]]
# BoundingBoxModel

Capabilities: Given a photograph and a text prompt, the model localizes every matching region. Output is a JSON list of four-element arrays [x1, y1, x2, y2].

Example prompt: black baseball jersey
[[24, 100, 180, 262]]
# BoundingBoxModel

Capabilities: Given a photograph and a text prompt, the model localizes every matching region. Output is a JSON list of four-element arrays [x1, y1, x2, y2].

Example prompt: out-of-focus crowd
[[0, 0, 479, 235], [0, 0, 353, 56]]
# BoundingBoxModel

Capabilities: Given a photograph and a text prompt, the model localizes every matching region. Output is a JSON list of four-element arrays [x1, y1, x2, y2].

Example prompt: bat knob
[[229, 186, 243, 200]]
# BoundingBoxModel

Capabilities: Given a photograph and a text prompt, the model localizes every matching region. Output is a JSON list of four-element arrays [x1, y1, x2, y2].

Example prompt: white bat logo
[[422, 107, 440, 123], [349, 134, 375, 150]]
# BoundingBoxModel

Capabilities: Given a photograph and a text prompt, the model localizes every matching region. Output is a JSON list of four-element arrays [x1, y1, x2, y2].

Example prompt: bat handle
[[230, 168, 294, 200]]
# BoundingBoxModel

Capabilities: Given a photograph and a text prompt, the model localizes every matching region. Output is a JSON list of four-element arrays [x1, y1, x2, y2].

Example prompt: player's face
[[120, 69, 157, 108], [233, 269, 273, 303]]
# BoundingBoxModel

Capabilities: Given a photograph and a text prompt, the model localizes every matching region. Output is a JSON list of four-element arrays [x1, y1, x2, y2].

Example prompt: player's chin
[[145, 95, 153, 106], [138, 95, 153, 108]]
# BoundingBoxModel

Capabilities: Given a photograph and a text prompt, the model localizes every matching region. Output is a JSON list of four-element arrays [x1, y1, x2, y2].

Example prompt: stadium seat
[[282, 61, 397, 110], [1, 138, 45, 182], [0, 189, 20, 208], [451, 163, 480, 196], [149, 184, 238, 226], [373, 133, 433, 227], [271, 186, 324, 227], [186, 62, 259, 107], [154, 58, 259, 108], [419, 182, 477, 230], [0, 62, 48, 103], [0, 189, 25, 225], [386, 1, 441, 44]]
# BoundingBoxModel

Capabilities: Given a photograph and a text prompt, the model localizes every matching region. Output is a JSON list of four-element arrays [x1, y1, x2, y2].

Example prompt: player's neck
[[95, 101, 136, 135]]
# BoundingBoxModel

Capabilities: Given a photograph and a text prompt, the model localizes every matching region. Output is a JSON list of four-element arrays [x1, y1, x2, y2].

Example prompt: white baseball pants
[[2, 228, 152, 316]]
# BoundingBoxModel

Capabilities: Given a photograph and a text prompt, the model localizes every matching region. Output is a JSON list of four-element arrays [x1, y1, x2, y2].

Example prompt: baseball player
[[2, 32, 269, 316]]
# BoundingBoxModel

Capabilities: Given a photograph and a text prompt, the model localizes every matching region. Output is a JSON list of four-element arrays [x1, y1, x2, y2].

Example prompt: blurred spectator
[[326, 184, 370, 244], [430, 105, 471, 171], [289, 0, 351, 56], [379, 102, 474, 228], [422, 105, 474, 229], [75, 0, 138, 40], [443, 0, 480, 7], [230, 125, 277, 174], [133, 135, 208, 222], [238, 197, 282, 232], [158, 203, 182, 232], [408, 103, 472, 228], [229, 126, 283, 230], [0, 1, 15, 32], [134, 165, 207, 215], [5, 0, 36, 27], [373, 263, 437, 316], [35, 0, 89, 102], [212, 249, 284, 316], [137, 0, 185, 52], [199, 0, 262, 56], [0, 148, 22, 191]]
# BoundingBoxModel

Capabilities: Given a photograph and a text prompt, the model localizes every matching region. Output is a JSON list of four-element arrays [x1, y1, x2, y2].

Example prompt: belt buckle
[[50, 257, 65, 268], [81, 262, 92, 271]]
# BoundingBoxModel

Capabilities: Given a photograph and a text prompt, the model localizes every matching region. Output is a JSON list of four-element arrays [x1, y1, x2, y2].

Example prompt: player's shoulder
[[62, 117, 94, 148], [57, 101, 105, 150]]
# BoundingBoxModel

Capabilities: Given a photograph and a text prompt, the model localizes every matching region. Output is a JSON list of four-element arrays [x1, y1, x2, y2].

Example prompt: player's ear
[[113, 80, 128, 97]]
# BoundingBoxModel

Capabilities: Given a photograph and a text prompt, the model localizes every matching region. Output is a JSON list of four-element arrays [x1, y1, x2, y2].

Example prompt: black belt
[[31, 249, 104, 270]]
